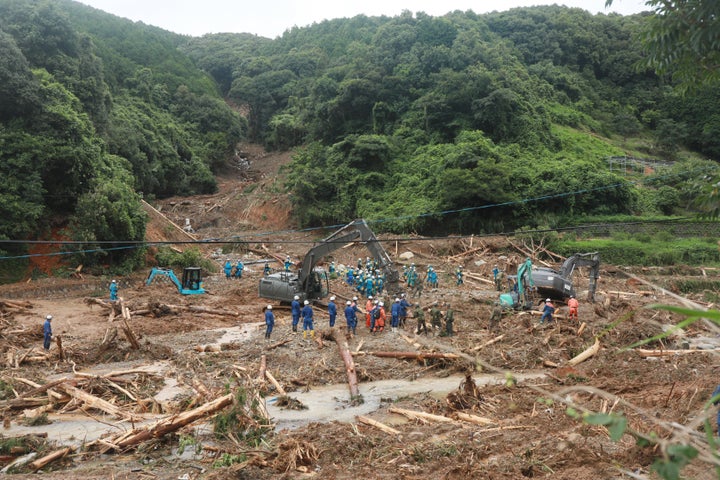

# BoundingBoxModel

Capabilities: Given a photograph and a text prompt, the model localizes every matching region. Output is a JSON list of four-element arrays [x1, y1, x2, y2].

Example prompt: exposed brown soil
[[1, 144, 719, 479]]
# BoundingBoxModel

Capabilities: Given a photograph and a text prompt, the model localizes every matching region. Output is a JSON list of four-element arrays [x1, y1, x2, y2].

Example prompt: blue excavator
[[145, 267, 205, 295]]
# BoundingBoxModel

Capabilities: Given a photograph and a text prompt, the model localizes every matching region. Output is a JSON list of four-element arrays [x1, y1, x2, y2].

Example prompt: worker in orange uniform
[[365, 296, 374, 329], [372, 301, 386, 333], [567, 295, 579, 322]]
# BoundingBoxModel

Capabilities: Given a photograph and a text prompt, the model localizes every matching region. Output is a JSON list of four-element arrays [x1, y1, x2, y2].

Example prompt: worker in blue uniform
[[264, 305, 275, 339]]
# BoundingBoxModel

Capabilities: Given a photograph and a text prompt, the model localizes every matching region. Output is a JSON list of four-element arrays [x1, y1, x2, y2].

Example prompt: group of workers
[[345, 267, 387, 298], [223, 260, 245, 279]]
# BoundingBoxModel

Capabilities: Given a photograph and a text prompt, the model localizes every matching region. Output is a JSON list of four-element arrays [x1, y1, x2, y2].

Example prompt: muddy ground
[[1, 145, 720, 479]]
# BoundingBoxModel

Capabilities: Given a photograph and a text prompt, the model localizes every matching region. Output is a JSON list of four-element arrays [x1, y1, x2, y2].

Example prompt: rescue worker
[[365, 276, 374, 298], [390, 298, 401, 333], [344, 300, 357, 337], [291, 295, 301, 333], [264, 305, 274, 339], [346, 267, 355, 287], [302, 300, 314, 339], [357, 258, 363, 270], [235, 260, 244, 279], [567, 295, 579, 322], [430, 305, 443, 334], [489, 303, 503, 331], [329, 261, 336, 279], [407, 265, 417, 287], [328, 296, 337, 327], [43, 314, 53, 351], [415, 304, 428, 335], [284, 256, 292, 272], [399, 294, 411, 328], [455, 266, 464, 286], [443, 303, 455, 337], [428, 267, 438, 289], [712, 385, 720, 434], [540, 298, 555, 324], [369, 300, 380, 332], [492, 265, 502, 291], [263, 261, 271, 276], [376, 275, 384, 295], [372, 301, 386, 333], [109, 279, 118, 301], [365, 296, 374, 329], [224, 260, 233, 279]]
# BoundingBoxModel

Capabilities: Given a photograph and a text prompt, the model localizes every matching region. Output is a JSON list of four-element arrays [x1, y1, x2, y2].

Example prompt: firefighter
[[264, 305, 274, 339]]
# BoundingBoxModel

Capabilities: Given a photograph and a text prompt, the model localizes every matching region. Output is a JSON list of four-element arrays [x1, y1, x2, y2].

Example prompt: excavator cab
[[181, 267, 203, 294]]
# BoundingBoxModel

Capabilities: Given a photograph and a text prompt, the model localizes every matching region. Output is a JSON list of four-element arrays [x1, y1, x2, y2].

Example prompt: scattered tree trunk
[[121, 318, 140, 349], [567, 338, 600, 366], [257, 354, 267, 381], [356, 415, 399, 435], [29, 447, 73, 472], [266, 339, 292, 350], [55, 336, 64, 362], [265, 370, 286, 395], [106, 393, 233, 451], [472, 334, 505, 352], [58, 384, 137, 421], [455, 412, 495, 425], [577, 322, 587, 336], [636, 348, 716, 357], [359, 351, 460, 360], [389, 407, 453, 423], [335, 336, 359, 397]]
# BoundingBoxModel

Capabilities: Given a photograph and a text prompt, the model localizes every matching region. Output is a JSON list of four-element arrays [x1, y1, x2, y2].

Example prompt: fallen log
[[335, 336, 360, 397], [636, 348, 718, 358], [577, 322, 587, 336], [121, 318, 140, 349], [265, 370, 286, 395], [356, 415, 399, 435], [358, 351, 460, 360], [257, 354, 267, 381], [567, 337, 600, 366], [266, 338, 292, 350], [29, 446, 73, 472], [164, 304, 239, 317], [464, 272, 494, 285], [389, 407, 453, 423], [59, 384, 137, 421], [107, 393, 233, 451], [55, 336, 64, 362], [455, 412, 495, 426], [472, 334, 505, 352]]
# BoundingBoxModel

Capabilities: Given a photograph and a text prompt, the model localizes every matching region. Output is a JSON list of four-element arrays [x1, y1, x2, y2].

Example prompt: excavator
[[146, 267, 205, 295], [499, 253, 600, 309], [258, 219, 400, 303]]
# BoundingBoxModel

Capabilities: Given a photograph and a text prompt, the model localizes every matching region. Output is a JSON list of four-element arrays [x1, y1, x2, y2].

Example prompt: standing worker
[[234, 260, 244, 279], [43, 315, 53, 351], [291, 295, 301, 333], [443, 303, 455, 337], [109, 280, 118, 301], [540, 298, 555, 324], [284, 256, 292, 272], [567, 295, 579, 322], [302, 300, 314, 339], [344, 300, 357, 337], [365, 296, 374, 329], [390, 298, 401, 333], [455, 266, 464, 286], [328, 296, 337, 327], [224, 260, 233, 279], [372, 301, 386, 333], [263, 261, 271, 276], [430, 305, 443, 334], [415, 304, 428, 335], [264, 305, 274, 340], [399, 294, 411, 328], [489, 303, 503, 331], [492, 265, 502, 291]]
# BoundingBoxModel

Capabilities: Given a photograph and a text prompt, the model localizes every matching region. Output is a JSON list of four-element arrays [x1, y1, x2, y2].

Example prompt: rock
[[474, 260, 486, 267], [399, 252, 415, 260]]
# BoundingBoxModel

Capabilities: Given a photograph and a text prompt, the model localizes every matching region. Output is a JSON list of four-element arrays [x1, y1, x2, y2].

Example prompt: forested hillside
[[1, 0, 719, 274], [0, 0, 245, 272], [182, 6, 719, 233]]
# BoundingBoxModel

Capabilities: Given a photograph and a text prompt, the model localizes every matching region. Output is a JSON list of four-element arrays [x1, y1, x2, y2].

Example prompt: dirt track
[[1, 145, 719, 479]]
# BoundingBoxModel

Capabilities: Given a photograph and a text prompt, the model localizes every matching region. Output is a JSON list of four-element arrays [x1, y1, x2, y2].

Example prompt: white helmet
[[304, 300, 309, 305], [111, 279, 116, 283], [330, 296, 336, 301], [46, 314, 53, 320], [294, 295, 299, 300], [546, 298, 551, 302], [395, 298, 400, 302], [379, 301, 384, 306], [353, 296, 358, 301], [267, 305, 273, 310], [368, 295, 373, 299], [346, 300, 351, 305]]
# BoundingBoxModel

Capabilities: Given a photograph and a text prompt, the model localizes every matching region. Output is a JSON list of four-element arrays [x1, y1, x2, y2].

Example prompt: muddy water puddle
[[267, 372, 545, 431]]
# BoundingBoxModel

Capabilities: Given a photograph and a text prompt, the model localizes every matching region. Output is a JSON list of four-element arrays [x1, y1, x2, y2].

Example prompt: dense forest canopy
[[0, 0, 719, 272], [179, 5, 719, 233]]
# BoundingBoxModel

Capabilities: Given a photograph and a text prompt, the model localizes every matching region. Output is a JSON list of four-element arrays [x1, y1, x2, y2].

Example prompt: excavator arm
[[559, 252, 600, 302], [297, 219, 399, 293]]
